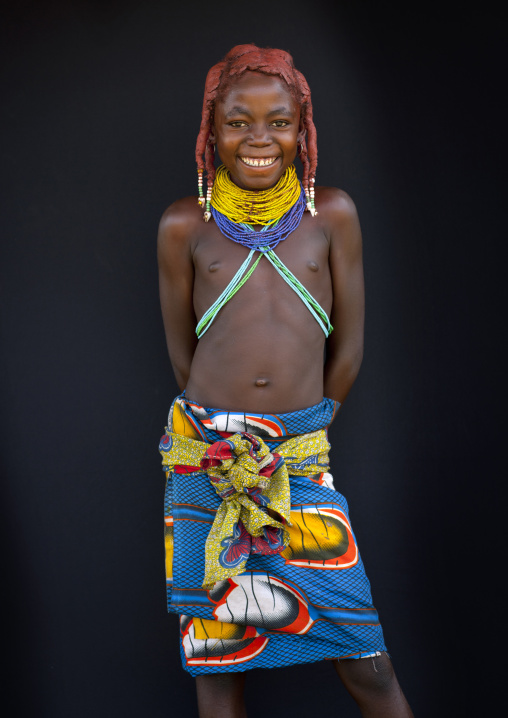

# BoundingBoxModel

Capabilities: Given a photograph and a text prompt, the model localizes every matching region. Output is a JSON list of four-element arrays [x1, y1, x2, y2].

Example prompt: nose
[[246, 123, 272, 146]]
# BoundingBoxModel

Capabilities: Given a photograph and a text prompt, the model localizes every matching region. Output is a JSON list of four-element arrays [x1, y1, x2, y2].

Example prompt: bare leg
[[333, 652, 413, 718], [196, 673, 247, 718]]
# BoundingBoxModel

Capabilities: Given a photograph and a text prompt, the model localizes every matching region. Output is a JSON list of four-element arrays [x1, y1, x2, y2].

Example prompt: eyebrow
[[224, 105, 294, 119], [224, 106, 250, 119], [267, 107, 294, 117]]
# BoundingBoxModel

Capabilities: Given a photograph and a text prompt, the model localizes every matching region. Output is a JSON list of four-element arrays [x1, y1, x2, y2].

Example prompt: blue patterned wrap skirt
[[160, 394, 387, 675]]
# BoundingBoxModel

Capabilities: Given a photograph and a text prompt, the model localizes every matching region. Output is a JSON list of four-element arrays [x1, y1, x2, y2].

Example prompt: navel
[[308, 260, 319, 272], [255, 378, 269, 387], [208, 261, 221, 273]]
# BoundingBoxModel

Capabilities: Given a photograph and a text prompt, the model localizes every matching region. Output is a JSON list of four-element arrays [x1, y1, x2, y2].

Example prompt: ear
[[297, 121, 306, 145], [208, 127, 217, 145]]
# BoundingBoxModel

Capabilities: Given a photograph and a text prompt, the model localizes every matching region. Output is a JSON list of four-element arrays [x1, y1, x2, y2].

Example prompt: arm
[[322, 190, 365, 404], [157, 201, 199, 391]]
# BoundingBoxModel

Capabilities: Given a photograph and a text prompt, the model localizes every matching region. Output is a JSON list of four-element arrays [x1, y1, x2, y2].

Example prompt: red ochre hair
[[195, 44, 317, 196]]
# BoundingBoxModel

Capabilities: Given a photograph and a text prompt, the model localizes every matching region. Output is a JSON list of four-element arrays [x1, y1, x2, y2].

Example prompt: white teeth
[[241, 157, 277, 167]]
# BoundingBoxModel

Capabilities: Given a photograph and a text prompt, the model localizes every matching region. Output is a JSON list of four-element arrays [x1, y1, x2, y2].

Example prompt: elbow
[[340, 351, 363, 388], [168, 355, 192, 392], [325, 344, 364, 378], [173, 364, 191, 392], [324, 346, 364, 404]]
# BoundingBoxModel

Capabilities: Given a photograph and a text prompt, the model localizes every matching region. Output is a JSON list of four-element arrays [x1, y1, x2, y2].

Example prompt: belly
[[185, 314, 325, 413]]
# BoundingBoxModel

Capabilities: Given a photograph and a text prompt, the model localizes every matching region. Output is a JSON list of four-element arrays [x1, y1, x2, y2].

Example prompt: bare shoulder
[[315, 186, 360, 229], [157, 196, 203, 255], [314, 186, 362, 253]]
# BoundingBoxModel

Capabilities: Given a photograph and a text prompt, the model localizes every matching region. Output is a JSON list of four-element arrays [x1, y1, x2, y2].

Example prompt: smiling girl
[[158, 44, 413, 718]]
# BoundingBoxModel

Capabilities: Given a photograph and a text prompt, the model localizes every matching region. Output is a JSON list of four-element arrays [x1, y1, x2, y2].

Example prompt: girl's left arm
[[322, 189, 365, 404]]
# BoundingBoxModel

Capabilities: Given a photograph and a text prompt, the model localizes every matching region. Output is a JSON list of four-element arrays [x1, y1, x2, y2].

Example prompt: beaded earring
[[297, 140, 317, 217], [198, 140, 215, 220], [303, 180, 317, 217], [204, 182, 212, 222], [197, 171, 213, 220], [197, 169, 205, 207], [309, 177, 317, 216]]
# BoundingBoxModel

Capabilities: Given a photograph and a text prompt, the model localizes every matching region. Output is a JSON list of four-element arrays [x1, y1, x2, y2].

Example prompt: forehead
[[216, 71, 299, 114]]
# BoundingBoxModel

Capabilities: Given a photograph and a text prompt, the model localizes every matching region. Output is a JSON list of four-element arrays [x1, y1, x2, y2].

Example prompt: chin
[[232, 163, 286, 190]]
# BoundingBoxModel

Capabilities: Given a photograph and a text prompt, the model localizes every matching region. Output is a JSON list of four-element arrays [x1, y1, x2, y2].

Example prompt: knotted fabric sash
[[159, 428, 331, 588]]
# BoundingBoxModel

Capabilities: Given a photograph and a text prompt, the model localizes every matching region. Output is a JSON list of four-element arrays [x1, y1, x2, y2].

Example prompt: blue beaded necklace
[[210, 186, 307, 253], [196, 181, 333, 339]]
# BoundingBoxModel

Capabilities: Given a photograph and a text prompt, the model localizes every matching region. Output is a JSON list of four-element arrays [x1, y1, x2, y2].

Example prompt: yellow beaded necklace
[[210, 163, 301, 226]]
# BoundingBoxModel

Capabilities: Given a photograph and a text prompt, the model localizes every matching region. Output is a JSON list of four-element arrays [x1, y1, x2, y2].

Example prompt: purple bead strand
[[210, 186, 306, 252]]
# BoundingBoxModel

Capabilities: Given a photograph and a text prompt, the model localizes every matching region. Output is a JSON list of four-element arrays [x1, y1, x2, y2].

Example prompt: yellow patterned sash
[[160, 428, 330, 588]]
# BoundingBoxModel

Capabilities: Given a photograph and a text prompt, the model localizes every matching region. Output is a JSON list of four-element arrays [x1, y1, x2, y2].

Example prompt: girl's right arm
[[157, 199, 199, 391]]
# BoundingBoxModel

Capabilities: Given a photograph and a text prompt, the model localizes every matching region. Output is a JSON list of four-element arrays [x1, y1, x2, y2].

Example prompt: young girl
[[158, 44, 413, 717]]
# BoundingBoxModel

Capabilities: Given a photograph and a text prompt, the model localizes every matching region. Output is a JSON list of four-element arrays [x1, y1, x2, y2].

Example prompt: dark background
[[1, 1, 504, 715]]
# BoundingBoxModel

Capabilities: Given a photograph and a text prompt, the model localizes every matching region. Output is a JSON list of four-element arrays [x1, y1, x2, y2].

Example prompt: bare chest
[[192, 217, 331, 316]]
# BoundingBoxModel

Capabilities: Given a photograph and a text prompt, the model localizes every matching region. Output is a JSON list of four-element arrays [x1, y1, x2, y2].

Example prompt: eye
[[228, 120, 248, 128], [271, 120, 290, 127]]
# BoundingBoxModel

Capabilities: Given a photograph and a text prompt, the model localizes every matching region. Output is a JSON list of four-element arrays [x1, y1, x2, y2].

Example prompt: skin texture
[[158, 72, 364, 412], [158, 72, 413, 717]]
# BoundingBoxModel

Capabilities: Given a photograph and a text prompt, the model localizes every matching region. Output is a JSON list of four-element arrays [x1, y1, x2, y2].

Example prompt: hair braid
[[195, 44, 318, 216]]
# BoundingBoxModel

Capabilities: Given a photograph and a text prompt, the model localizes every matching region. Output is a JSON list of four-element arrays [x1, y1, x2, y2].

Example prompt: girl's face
[[212, 71, 304, 191]]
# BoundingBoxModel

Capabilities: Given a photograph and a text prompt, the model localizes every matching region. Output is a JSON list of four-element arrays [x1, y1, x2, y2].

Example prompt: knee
[[336, 652, 396, 696]]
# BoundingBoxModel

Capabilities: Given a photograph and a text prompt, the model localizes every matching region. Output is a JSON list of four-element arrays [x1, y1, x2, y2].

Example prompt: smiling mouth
[[239, 156, 279, 168]]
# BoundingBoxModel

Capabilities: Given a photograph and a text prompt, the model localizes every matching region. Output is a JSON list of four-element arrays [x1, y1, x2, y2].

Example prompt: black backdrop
[[1, 1, 504, 716]]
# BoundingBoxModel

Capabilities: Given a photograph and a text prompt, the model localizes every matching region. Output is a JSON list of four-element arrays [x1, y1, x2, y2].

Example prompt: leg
[[196, 673, 247, 718], [333, 652, 413, 718]]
